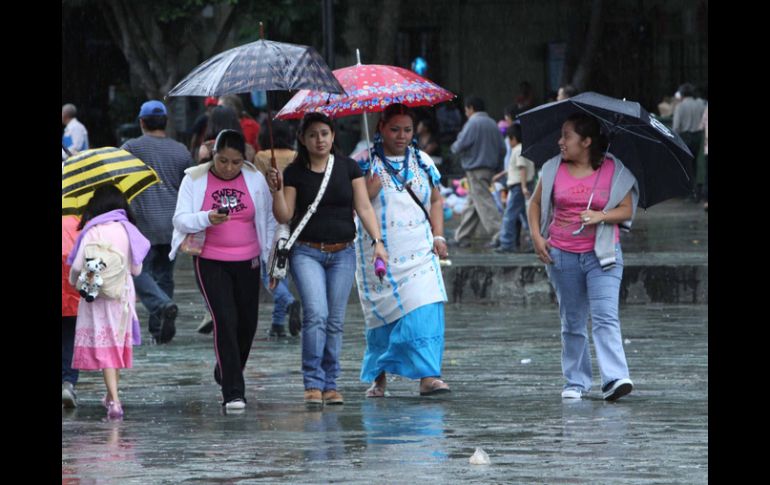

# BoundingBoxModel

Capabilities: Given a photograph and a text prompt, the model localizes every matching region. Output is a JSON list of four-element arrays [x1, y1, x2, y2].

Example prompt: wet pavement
[[63, 197, 707, 483], [63, 300, 707, 483]]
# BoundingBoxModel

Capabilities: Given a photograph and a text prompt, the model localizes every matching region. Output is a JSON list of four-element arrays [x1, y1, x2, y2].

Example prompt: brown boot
[[304, 388, 322, 405], [322, 390, 344, 405]]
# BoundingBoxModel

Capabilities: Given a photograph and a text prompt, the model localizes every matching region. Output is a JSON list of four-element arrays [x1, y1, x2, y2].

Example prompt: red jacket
[[240, 118, 261, 152], [62, 215, 80, 316]]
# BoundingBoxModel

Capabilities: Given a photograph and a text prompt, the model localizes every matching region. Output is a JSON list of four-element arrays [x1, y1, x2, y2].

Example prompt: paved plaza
[[62, 199, 708, 483]]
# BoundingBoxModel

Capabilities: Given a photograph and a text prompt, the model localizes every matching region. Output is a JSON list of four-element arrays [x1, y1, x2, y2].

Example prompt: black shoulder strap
[[384, 152, 433, 231], [405, 183, 433, 231]]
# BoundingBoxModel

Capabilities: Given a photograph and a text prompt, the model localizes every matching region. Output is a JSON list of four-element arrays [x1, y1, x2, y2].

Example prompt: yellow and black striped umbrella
[[62, 147, 160, 215]]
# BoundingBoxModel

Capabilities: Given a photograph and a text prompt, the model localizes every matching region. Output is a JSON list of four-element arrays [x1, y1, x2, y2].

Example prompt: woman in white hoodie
[[170, 129, 276, 411]]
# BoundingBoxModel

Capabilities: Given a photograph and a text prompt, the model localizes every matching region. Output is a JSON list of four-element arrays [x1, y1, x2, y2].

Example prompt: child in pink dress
[[67, 185, 150, 419]]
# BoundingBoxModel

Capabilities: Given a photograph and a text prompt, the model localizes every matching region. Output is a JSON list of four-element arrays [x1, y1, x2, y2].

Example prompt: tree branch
[[121, 0, 167, 90], [103, 0, 159, 95], [571, 0, 603, 91], [374, 0, 401, 65], [208, 2, 242, 58]]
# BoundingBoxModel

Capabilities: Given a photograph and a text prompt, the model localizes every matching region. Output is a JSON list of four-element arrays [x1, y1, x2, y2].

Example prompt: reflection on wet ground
[[63, 301, 707, 483]]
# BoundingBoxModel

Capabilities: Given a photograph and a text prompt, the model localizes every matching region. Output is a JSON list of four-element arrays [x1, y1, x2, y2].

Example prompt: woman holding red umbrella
[[354, 103, 451, 398]]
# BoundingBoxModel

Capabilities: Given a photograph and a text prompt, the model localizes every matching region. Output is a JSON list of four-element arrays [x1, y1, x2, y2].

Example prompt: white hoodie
[[169, 161, 276, 264]]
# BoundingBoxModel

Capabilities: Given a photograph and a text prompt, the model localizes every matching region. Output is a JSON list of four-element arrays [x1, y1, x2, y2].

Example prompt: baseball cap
[[138, 100, 167, 118], [205, 96, 219, 107]]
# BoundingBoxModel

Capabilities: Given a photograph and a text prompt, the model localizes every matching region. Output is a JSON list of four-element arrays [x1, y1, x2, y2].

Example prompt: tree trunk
[[570, 0, 603, 92], [100, 1, 244, 139], [373, 0, 401, 64], [101, 1, 178, 136]]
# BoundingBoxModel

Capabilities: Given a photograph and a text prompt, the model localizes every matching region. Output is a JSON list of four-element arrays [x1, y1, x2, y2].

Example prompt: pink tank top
[[200, 171, 261, 262], [548, 158, 620, 253]]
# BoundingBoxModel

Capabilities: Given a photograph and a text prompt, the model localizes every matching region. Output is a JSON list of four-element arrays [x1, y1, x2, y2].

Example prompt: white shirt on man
[[63, 118, 89, 154]]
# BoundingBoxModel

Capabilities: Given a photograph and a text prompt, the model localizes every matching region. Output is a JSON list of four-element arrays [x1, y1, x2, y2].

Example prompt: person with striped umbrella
[[62, 147, 160, 215]]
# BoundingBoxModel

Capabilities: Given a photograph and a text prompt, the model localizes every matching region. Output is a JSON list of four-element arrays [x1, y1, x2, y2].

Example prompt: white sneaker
[[602, 378, 633, 401], [62, 382, 78, 408], [561, 387, 583, 399], [196, 312, 214, 334], [225, 398, 246, 410]]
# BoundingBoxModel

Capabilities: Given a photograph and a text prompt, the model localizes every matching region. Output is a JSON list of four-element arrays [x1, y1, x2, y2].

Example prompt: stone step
[[444, 252, 707, 305], [173, 251, 707, 306]]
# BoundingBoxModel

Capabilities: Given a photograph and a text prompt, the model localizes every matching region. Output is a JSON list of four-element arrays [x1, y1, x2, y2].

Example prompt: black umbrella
[[517, 92, 694, 209], [168, 23, 345, 187]]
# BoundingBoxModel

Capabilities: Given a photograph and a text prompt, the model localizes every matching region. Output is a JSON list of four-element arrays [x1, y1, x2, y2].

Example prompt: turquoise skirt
[[360, 302, 445, 382]]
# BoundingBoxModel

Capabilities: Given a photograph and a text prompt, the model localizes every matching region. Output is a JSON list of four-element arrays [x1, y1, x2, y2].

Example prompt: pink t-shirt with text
[[548, 158, 620, 253], [200, 171, 261, 262]]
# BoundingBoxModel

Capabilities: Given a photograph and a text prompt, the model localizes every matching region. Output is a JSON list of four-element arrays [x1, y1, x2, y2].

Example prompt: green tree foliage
[[72, 0, 348, 100], [65, 0, 348, 136]]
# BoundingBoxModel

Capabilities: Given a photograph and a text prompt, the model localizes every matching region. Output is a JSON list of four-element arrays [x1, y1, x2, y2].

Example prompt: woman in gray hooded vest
[[527, 112, 638, 402]]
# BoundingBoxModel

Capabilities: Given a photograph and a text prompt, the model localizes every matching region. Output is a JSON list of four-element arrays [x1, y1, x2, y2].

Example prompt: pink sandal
[[107, 401, 124, 419]]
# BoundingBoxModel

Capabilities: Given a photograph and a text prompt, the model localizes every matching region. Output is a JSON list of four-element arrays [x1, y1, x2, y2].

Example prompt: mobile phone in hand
[[217, 207, 230, 215]]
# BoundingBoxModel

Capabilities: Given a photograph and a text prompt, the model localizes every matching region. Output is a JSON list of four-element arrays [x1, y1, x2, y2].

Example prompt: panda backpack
[[78, 240, 128, 301]]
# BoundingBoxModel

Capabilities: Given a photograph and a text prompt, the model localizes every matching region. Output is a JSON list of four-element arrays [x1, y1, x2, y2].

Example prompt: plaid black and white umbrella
[[168, 37, 344, 184], [167, 39, 345, 97], [62, 147, 160, 215]]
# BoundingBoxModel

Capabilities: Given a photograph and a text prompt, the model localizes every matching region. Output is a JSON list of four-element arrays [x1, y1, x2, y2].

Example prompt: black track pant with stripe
[[194, 257, 261, 403]]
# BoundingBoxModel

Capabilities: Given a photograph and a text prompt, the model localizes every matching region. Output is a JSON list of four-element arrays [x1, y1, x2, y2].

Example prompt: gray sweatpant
[[454, 168, 501, 242]]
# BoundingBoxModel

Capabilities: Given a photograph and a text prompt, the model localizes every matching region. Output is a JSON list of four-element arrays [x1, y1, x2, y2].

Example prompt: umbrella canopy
[[517, 92, 694, 209], [275, 64, 455, 119], [168, 35, 344, 186], [167, 39, 345, 97], [62, 147, 160, 215]]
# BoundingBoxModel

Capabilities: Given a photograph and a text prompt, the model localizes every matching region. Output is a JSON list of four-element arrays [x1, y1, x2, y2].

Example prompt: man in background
[[122, 100, 192, 344]]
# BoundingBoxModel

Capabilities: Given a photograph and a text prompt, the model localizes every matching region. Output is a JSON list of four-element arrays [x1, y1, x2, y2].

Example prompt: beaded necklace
[[360, 133, 442, 190]]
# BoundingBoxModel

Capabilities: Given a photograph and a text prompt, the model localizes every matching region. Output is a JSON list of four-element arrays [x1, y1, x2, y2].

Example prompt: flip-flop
[[420, 379, 451, 396], [365, 383, 388, 398]]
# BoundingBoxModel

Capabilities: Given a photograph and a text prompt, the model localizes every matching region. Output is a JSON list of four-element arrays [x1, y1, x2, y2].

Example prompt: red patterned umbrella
[[275, 60, 454, 120]]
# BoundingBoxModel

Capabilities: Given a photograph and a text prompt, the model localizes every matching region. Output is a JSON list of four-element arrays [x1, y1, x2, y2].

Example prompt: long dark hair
[[77, 184, 136, 230], [565, 112, 608, 169], [219, 94, 255, 121], [204, 106, 242, 142], [260, 119, 294, 150], [293, 112, 335, 168]]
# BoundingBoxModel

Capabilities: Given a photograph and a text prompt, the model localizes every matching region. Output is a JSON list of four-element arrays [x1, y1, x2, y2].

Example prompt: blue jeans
[[261, 265, 295, 326], [62, 316, 79, 384], [545, 244, 629, 392], [492, 186, 505, 213], [499, 182, 533, 249], [133, 244, 175, 335], [290, 244, 356, 391]]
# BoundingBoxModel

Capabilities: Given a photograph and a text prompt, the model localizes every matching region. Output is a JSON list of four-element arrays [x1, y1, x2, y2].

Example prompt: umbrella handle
[[266, 95, 280, 190], [257, 22, 279, 186]]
